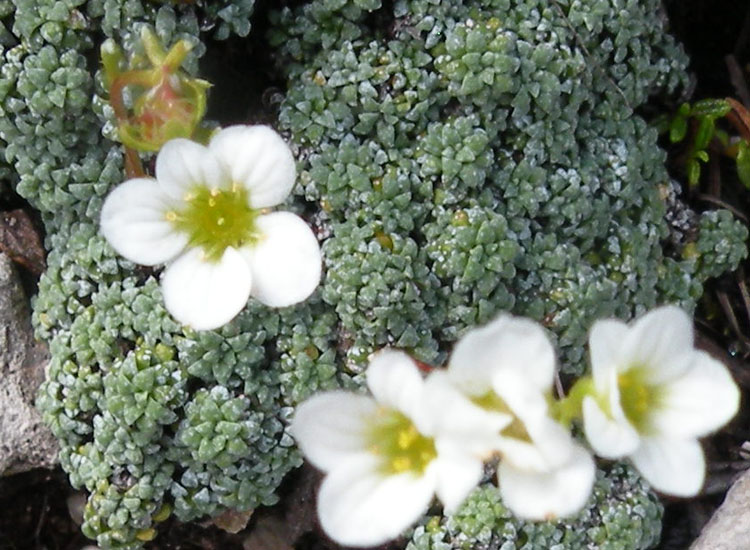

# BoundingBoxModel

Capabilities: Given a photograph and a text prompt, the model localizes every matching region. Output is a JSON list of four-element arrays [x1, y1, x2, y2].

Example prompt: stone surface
[[691, 468, 750, 550], [0, 252, 57, 475]]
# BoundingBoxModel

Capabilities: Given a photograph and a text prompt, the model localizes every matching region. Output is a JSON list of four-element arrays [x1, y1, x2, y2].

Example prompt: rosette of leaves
[[167, 384, 298, 521], [80, 344, 186, 549]]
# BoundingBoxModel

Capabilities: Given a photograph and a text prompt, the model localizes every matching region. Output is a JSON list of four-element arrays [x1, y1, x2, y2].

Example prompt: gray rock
[[0, 252, 57, 475], [691, 468, 750, 550]]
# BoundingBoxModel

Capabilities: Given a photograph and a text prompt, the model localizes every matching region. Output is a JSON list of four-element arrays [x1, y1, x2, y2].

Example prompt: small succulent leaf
[[693, 116, 715, 150], [669, 114, 688, 143], [736, 140, 750, 189], [687, 158, 701, 187], [691, 98, 731, 118]]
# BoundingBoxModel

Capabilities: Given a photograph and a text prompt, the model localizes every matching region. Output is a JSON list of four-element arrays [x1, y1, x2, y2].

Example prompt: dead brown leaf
[[210, 507, 254, 534]]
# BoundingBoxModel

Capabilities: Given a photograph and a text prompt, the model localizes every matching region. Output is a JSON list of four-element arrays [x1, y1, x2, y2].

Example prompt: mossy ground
[[1, 1, 750, 549]]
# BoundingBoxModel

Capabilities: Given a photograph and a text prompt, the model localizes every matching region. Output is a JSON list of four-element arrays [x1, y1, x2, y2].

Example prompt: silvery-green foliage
[[269, 0, 745, 546], [273, 0, 747, 371], [693, 209, 749, 280], [407, 463, 662, 550], [1, 1, 338, 549], [1, 0, 745, 548]]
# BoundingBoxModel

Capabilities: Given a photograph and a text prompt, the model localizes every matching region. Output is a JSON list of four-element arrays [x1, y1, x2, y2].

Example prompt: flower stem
[[123, 147, 145, 178]]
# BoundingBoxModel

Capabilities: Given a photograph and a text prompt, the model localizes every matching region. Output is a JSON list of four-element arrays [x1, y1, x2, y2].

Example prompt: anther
[[397, 426, 417, 449], [391, 457, 411, 472]]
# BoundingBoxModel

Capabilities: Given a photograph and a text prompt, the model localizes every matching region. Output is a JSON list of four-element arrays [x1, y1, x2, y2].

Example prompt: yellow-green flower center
[[618, 366, 663, 433], [166, 184, 260, 262], [367, 408, 437, 475], [471, 391, 532, 442]]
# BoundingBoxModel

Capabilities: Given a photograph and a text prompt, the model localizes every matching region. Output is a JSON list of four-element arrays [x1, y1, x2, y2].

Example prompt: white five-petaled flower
[[100, 125, 322, 331], [431, 315, 595, 521], [291, 350, 488, 547], [582, 305, 740, 496]]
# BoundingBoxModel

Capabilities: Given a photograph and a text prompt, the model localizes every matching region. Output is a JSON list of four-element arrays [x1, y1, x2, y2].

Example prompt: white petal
[[449, 315, 556, 393], [318, 456, 436, 547], [209, 125, 296, 208], [496, 413, 575, 472], [243, 212, 321, 308], [492, 368, 550, 425], [433, 450, 483, 513], [423, 371, 511, 456], [588, 318, 628, 390], [156, 138, 228, 199], [624, 306, 695, 383], [366, 350, 429, 431], [528, 417, 581, 469], [582, 395, 640, 458], [491, 368, 574, 471], [161, 247, 252, 330], [291, 391, 377, 472], [100, 178, 187, 265], [498, 443, 595, 521], [630, 436, 705, 496], [652, 351, 740, 438]]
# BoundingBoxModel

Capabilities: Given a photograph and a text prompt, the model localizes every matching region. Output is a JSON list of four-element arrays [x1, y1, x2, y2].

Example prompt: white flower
[[291, 350, 487, 547], [442, 315, 596, 521], [100, 125, 321, 330], [582, 305, 740, 496]]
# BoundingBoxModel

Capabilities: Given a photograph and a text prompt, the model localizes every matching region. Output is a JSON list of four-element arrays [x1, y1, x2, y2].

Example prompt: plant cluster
[[272, 0, 748, 376], [293, 307, 739, 546], [0, 0, 745, 548], [660, 96, 750, 189], [408, 463, 662, 550]]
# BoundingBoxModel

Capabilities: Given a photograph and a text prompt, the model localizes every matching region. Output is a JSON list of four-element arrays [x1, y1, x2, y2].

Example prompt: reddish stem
[[110, 71, 158, 178], [124, 147, 145, 178], [726, 97, 750, 142]]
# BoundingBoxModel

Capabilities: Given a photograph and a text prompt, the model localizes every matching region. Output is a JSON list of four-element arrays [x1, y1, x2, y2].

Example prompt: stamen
[[366, 408, 437, 475], [391, 457, 411, 472], [618, 366, 662, 432], [397, 425, 418, 449], [167, 184, 260, 262]]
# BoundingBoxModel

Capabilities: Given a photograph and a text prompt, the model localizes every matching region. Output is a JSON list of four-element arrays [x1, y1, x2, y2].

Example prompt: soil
[[2, 1, 750, 549]]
